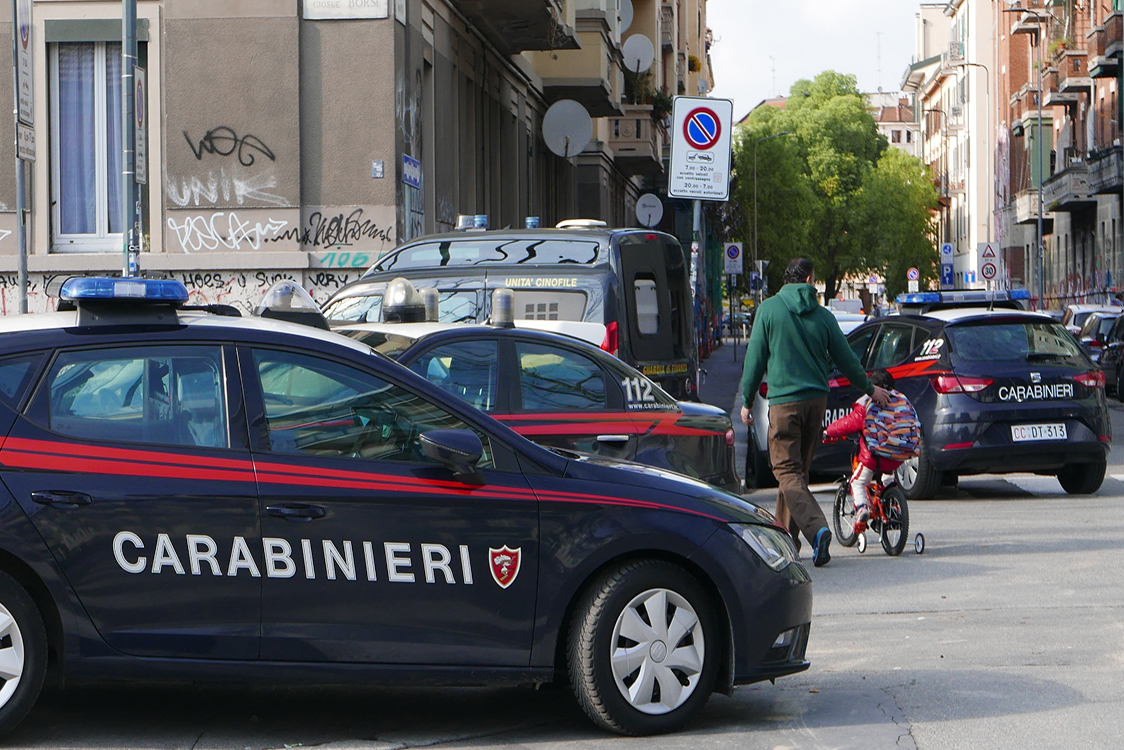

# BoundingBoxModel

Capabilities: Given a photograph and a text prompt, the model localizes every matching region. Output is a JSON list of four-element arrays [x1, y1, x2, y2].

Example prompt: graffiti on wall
[[267, 208, 394, 249], [168, 168, 287, 208], [167, 212, 291, 253], [184, 127, 276, 167]]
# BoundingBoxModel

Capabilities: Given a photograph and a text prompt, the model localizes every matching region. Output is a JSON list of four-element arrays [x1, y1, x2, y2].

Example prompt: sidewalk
[[698, 336, 750, 492]]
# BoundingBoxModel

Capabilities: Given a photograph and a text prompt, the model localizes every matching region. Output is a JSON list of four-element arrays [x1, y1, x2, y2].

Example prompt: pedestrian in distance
[[740, 258, 891, 567], [823, 369, 918, 526]]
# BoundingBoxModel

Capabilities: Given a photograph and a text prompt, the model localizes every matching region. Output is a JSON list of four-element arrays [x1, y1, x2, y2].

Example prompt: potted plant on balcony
[[651, 87, 673, 123]]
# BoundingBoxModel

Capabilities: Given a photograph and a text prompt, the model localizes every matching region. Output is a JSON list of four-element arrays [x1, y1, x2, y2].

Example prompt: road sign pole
[[11, 0, 30, 313], [121, 0, 139, 277]]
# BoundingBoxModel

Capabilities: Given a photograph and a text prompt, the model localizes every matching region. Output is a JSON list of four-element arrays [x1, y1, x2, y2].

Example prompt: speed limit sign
[[981, 262, 997, 280]]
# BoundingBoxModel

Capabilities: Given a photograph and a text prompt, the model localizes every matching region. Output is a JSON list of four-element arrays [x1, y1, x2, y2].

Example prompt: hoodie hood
[[778, 283, 820, 315]]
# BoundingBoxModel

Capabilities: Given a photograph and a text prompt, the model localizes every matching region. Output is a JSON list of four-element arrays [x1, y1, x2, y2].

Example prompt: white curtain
[[58, 43, 96, 235], [57, 42, 123, 237]]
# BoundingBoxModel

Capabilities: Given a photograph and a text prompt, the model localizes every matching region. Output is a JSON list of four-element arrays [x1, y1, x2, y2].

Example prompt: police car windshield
[[324, 291, 478, 324], [946, 320, 1085, 363], [368, 239, 603, 274]]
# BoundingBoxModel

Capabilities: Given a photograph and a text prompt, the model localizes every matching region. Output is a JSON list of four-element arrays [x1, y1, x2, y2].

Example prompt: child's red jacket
[[824, 395, 903, 473]]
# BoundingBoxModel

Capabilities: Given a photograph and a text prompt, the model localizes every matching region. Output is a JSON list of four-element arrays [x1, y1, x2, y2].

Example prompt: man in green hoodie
[[740, 258, 889, 567]]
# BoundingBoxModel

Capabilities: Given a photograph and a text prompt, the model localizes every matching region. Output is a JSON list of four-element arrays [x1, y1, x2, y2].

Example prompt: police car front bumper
[[693, 526, 813, 688]]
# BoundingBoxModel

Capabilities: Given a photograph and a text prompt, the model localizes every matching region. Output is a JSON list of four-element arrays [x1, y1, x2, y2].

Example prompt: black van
[[322, 227, 701, 399]]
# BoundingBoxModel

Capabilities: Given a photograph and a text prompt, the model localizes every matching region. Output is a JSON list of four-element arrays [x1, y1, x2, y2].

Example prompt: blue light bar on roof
[[1009, 288, 1031, 300], [60, 277, 189, 304], [896, 292, 942, 304]]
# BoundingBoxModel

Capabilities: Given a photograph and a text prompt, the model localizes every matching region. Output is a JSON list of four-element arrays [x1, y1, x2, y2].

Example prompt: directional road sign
[[941, 263, 954, 289], [668, 96, 733, 201]]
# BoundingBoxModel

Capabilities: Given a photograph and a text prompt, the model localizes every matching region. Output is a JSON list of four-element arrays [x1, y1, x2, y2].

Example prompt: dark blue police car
[[0, 278, 811, 737]]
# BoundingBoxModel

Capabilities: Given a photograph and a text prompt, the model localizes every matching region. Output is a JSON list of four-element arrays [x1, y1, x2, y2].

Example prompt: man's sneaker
[[813, 528, 832, 567], [855, 505, 870, 524]]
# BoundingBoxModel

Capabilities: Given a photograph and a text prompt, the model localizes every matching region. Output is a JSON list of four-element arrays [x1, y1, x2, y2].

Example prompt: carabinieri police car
[[0, 277, 811, 737]]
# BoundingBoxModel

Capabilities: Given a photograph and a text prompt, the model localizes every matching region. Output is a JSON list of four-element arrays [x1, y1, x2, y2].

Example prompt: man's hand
[[741, 405, 754, 426], [871, 385, 891, 406]]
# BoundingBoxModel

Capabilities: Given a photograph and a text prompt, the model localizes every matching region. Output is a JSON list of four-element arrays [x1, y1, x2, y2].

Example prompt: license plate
[[1011, 423, 1068, 442]]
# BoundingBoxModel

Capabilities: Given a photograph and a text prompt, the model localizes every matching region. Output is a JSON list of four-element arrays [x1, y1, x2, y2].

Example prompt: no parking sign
[[724, 243, 743, 274]]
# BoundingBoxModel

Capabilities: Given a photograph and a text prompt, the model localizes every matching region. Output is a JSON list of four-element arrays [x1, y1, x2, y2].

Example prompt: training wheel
[[915, 533, 925, 555], [857, 533, 867, 554]]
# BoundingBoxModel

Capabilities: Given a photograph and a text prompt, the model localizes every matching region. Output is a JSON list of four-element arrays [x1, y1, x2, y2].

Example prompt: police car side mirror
[[421, 429, 483, 481]]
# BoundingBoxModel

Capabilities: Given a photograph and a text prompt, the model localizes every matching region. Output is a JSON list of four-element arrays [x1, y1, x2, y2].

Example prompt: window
[[50, 41, 126, 251], [44, 347, 227, 448], [634, 276, 660, 334], [252, 349, 491, 466], [906, 130, 913, 143], [892, 129, 902, 143], [516, 343, 606, 411], [408, 340, 498, 411], [0, 355, 43, 409], [869, 325, 916, 370], [846, 327, 876, 366], [946, 321, 1083, 363]]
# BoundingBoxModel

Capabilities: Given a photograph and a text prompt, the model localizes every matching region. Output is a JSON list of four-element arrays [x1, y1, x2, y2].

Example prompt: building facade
[[0, 0, 715, 314]]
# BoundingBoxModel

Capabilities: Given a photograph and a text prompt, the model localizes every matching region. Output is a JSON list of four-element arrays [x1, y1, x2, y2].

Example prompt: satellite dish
[[619, 0, 634, 33], [622, 34, 655, 73], [635, 194, 663, 227], [543, 99, 593, 158]]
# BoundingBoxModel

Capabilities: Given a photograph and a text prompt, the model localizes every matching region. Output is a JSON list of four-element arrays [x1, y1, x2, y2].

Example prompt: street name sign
[[668, 97, 733, 201]]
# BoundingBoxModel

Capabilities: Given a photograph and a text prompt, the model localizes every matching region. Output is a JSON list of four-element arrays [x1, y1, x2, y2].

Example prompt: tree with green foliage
[[731, 71, 938, 304]]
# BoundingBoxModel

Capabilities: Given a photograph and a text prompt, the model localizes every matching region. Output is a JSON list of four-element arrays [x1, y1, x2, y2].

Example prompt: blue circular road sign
[[684, 107, 721, 150]]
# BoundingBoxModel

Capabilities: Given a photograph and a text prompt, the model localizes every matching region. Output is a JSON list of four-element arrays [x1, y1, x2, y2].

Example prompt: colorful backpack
[[863, 390, 921, 462]]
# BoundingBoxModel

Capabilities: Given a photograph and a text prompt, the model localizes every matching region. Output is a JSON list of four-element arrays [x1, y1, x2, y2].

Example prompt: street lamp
[[1003, 2, 1049, 309], [953, 60, 994, 265], [923, 107, 952, 283], [754, 131, 794, 307]]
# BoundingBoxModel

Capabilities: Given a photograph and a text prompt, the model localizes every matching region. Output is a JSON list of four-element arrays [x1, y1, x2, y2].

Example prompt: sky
[[708, 0, 924, 120]]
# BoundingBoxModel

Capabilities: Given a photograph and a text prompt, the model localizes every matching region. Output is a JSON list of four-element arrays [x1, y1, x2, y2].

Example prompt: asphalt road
[[8, 348, 1124, 749]]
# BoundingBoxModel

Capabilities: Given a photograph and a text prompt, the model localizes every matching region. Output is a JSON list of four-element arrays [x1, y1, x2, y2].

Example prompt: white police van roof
[[921, 307, 1053, 323], [339, 319, 606, 347]]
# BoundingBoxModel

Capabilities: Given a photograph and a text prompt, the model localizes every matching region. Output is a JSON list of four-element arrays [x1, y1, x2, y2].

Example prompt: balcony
[[1089, 146, 1123, 194], [661, 4, 674, 51], [1043, 162, 1095, 212], [451, 0, 578, 55], [1014, 189, 1054, 232], [1107, 11, 1123, 59], [525, 12, 624, 117], [1057, 53, 1091, 93], [1088, 24, 1119, 78], [608, 104, 663, 177]]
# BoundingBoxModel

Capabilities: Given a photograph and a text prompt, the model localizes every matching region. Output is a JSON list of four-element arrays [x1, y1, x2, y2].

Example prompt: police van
[[322, 224, 700, 400], [0, 276, 811, 737]]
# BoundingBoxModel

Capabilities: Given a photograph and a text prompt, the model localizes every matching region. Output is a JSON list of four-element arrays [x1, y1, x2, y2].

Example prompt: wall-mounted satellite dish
[[543, 99, 593, 158], [619, 0, 634, 34], [622, 34, 655, 74], [635, 193, 663, 228]]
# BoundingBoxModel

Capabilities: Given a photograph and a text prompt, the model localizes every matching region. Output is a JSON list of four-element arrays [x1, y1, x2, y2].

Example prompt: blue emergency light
[[895, 289, 1029, 306], [59, 277, 189, 305]]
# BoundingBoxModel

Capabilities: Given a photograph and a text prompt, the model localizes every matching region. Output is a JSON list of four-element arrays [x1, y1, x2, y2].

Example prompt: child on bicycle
[[823, 369, 915, 525]]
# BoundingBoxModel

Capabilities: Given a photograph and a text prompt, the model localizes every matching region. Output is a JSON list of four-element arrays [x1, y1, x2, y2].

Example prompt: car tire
[[566, 560, 719, 736], [0, 571, 48, 739], [895, 438, 941, 500], [1056, 460, 1106, 495], [746, 433, 777, 490]]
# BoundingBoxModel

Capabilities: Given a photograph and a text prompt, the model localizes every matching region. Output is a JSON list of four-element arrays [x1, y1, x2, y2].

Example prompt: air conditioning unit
[[948, 41, 964, 60], [950, 105, 963, 117]]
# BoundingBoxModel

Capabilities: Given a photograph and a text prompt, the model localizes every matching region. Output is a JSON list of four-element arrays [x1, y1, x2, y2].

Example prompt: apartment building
[[868, 92, 920, 157], [0, 0, 714, 313], [903, 0, 996, 290]]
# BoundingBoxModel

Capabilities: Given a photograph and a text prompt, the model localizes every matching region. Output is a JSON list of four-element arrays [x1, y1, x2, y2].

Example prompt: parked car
[[0, 276, 811, 737], [1075, 311, 1121, 363], [337, 320, 740, 493], [747, 291, 1111, 498], [1060, 303, 1120, 335], [1097, 314, 1124, 395]]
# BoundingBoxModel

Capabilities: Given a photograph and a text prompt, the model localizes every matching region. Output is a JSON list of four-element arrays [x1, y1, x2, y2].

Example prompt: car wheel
[[895, 438, 941, 500], [747, 433, 777, 489], [1056, 460, 1106, 495], [567, 560, 718, 736], [0, 571, 47, 738], [832, 482, 858, 547]]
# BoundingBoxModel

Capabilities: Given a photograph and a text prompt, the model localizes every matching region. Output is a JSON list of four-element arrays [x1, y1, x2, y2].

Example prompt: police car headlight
[[730, 524, 798, 571]]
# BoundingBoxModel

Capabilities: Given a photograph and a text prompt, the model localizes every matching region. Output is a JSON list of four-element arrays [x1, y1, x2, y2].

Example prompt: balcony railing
[[608, 104, 663, 177], [1089, 146, 1123, 194], [1043, 162, 1094, 212], [1107, 11, 1123, 58], [450, 0, 578, 55]]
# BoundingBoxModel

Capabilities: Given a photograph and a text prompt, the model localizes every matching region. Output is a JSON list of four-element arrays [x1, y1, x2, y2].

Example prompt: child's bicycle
[[825, 438, 925, 556]]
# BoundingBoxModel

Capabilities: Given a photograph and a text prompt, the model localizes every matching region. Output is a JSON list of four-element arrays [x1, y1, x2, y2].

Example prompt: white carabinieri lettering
[[997, 383, 1075, 402]]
